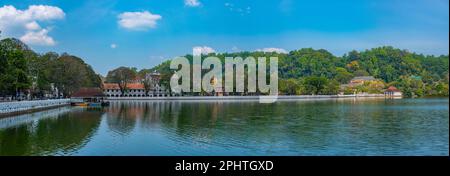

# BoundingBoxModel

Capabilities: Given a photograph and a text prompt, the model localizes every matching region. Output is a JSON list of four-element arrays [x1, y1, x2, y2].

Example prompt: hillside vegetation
[[1, 36, 448, 98]]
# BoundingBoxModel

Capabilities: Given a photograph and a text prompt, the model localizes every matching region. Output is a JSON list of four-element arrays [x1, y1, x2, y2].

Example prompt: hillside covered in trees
[[1, 35, 448, 99], [145, 46, 449, 97]]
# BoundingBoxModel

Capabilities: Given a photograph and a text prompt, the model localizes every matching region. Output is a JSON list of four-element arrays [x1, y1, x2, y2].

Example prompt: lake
[[0, 98, 448, 156]]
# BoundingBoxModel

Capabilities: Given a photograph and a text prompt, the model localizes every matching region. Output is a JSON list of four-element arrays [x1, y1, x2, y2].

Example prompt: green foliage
[[279, 78, 302, 95], [335, 67, 353, 84], [343, 86, 356, 95], [143, 46, 448, 97], [353, 69, 370, 77], [0, 38, 31, 97], [280, 48, 342, 79], [0, 38, 101, 98], [323, 79, 340, 95], [302, 76, 328, 95], [106, 67, 137, 95], [51, 54, 101, 96], [343, 46, 443, 83], [3, 37, 446, 98]]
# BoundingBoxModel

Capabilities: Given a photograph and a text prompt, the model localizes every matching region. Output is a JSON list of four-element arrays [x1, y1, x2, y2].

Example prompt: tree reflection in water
[[0, 107, 103, 155], [1, 99, 448, 155]]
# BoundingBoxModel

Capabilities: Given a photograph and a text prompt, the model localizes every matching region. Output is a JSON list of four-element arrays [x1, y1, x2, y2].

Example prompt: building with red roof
[[384, 86, 403, 97], [102, 71, 167, 97]]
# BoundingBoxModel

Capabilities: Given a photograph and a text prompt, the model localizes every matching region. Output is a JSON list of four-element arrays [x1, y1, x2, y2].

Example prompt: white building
[[102, 71, 168, 97]]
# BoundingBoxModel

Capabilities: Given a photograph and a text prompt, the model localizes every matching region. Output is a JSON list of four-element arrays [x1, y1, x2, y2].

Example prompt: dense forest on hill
[[1, 35, 448, 98], [145, 46, 449, 97]]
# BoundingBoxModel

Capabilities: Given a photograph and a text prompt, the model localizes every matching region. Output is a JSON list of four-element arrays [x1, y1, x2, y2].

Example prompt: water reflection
[[0, 98, 448, 155], [0, 107, 103, 155]]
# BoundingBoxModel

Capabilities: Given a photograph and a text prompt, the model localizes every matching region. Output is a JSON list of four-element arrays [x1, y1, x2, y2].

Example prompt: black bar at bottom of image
[[0, 156, 448, 175]]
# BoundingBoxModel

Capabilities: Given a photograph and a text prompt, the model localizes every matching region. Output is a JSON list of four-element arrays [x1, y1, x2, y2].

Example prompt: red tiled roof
[[386, 86, 401, 92], [102, 83, 120, 89], [102, 83, 144, 90], [127, 83, 145, 89]]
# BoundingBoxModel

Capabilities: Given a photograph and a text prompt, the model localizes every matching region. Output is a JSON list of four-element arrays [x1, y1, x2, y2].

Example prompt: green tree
[[279, 78, 302, 95], [323, 79, 340, 95], [28, 52, 56, 97], [111, 46, 449, 97], [334, 67, 353, 83], [303, 76, 328, 95], [50, 54, 101, 96], [353, 69, 370, 76], [106, 67, 136, 96], [0, 38, 31, 98]]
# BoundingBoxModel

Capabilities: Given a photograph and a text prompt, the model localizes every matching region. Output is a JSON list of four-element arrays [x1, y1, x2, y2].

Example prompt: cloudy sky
[[0, 0, 448, 75]]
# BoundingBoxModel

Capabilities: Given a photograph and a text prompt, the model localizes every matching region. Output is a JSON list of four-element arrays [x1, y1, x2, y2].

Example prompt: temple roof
[[385, 86, 401, 92], [351, 76, 376, 81]]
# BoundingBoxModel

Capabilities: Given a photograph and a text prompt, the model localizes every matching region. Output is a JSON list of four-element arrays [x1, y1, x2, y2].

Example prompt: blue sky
[[0, 0, 448, 75]]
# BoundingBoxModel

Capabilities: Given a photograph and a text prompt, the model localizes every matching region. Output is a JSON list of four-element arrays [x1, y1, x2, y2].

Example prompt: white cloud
[[0, 5, 64, 46], [256, 47, 288, 54], [25, 21, 41, 30], [25, 5, 65, 20], [185, 0, 201, 7], [193, 46, 215, 56], [118, 11, 162, 31], [20, 29, 56, 46], [110, 43, 117, 49]]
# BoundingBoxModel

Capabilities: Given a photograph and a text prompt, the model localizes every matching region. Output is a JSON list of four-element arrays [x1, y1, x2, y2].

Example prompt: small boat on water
[[70, 88, 110, 107]]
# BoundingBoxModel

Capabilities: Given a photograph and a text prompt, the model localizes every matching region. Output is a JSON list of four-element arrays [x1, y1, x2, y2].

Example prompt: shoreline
[[0, 104, 69, 118], [0, 106, 72, 129], [0, 95, 400, 117], [105, 94, 395, 101]]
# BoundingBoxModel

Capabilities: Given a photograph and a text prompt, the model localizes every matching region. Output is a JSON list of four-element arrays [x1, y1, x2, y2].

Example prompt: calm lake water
[[0, 98, 448, 156]]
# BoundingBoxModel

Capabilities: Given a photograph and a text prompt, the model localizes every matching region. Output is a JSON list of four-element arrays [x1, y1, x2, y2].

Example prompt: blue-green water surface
[[0, 98, 448, 156]]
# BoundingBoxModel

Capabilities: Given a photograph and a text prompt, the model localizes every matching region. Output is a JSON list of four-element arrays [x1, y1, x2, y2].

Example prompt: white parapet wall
[[0, 99, 70, 115]]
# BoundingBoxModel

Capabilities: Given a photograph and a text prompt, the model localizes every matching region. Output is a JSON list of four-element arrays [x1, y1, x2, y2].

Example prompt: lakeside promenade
[[0, 106, 72, 129], [0, 99, 70, 117]]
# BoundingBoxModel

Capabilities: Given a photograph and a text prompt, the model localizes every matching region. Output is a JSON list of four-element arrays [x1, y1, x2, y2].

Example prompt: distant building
[[340, 76, 384, 95], [45, 83, 61, 98], [103, 83, 146, 97], [71, 87, 106, 102], [145, 71, 164, 93], [129, 76, 143, 84], [350, 76, 376, 85], [384, 86, 402, 97], [102, 71, 167, 97]]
